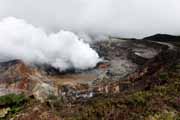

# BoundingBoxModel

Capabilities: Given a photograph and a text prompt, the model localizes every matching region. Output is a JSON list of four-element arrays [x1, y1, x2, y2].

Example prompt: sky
[[0, 0, 180, 38]]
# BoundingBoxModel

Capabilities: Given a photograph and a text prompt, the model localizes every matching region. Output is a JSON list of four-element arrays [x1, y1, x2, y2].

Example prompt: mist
[[0, 0, 179, 38]]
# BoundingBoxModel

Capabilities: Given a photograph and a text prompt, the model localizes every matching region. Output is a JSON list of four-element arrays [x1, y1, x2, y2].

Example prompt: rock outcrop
[[0, 60, 56, 102]]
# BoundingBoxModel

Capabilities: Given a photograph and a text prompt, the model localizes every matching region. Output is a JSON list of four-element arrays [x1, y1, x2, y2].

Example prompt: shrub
[[127, 91, 152, 106], [0, 93, 27, 107]]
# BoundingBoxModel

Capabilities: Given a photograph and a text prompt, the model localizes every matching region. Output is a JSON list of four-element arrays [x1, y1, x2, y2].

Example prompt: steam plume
[[0, 17, 101, 70]]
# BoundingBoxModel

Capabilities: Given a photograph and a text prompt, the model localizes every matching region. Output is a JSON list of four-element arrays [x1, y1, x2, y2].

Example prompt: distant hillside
[[143, 34, 180, 41]]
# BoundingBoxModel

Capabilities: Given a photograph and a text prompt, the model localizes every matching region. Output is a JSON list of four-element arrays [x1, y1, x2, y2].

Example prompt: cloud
[[0, 0, 179, 38]]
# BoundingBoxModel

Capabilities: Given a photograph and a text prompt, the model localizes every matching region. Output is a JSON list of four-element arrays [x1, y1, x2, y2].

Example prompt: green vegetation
[[145, 111, 177, 120], [0, 93, 28, 120], [159, 72, 169, 81], [0, 93, 26, 107], [127, 91, 152, 106]]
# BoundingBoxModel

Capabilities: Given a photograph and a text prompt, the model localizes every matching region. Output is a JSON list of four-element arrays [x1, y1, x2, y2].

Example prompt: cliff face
[[0, 60, 57, 103], [0, 60, 32, 95]]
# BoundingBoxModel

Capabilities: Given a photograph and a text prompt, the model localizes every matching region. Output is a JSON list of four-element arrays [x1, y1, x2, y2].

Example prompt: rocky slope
[[0, 36, 180, 119], [143, 34, 180, 42]]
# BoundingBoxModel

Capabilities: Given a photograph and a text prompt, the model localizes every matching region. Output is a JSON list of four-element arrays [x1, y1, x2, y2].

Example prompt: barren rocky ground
[[0, 34, 180, 120]]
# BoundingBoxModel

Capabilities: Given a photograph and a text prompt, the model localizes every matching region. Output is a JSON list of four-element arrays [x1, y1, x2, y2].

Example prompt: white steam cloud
[[0, 0, 180, 38], [0, 17, 101, 70]]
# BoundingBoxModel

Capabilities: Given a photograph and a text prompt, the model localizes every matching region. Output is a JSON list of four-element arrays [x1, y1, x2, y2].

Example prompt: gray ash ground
[[50, 38, 166, 86], [40, 38, 172, 101]]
